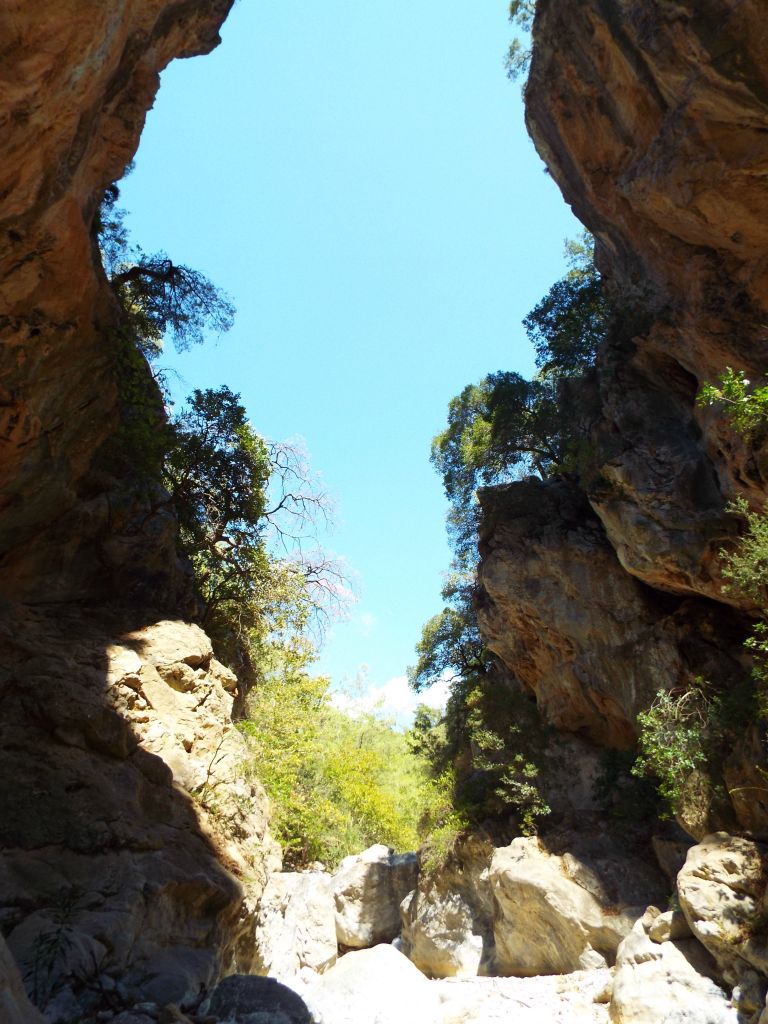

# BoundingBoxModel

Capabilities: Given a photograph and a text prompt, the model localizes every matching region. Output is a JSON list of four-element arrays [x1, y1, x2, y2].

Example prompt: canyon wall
[[477, 0, 768, 835], [0, 2, 282, 1016]]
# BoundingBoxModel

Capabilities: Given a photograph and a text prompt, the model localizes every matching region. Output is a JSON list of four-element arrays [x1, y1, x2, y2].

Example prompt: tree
[[504, 1, 536, 82], [240, 640, 433, 867], [164, 386, 271, 612], [408, 572, 489, 694], [410, 234, 609, 840], [163, 387, 348, 675], [430, 371, 565, 531], [98, 185, 234, 357]]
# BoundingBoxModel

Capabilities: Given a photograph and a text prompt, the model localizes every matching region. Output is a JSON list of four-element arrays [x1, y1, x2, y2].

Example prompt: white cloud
[[331, 672, 450, 728]]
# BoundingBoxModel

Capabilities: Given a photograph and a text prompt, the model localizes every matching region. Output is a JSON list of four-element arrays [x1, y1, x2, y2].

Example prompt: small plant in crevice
[[698, 367, 768, 443], [22, 886, 85, 1007], [631, 681, 724, 815]]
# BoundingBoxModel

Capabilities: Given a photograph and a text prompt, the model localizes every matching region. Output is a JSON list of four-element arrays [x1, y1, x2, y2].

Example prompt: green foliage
[[698, 370, 768, 719], [240, 644, 433, 867], [431, 372, 563, 502], [525, 275, 610, 377], [98, 186, 234, 357], [698, 368, 768, 442], [164, 387, 270, 603], [411, 235, 610, 848], [417, 773, 470, 875], [504, 1, 536, 82], [720, 497, 768, 607], [161, 386, 345, 684], [430, 236, 606, 523], [409, 595, 488, 694], [632, 683, 722, 813], [22, 887, 86, 1007]]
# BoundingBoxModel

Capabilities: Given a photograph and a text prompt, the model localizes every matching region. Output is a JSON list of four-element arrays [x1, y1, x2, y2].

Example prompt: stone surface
[[490, 837, 664, 977], [332, 845, 418, 949], [474, 0, 768, 842], [0, 610, 279, 1017], [648, 910, 692, 944], [526, 0, 768, 597], [677, 832, 768, 984], [433, 969, 613, 1024], [477, 480, 747, 751], [400, 838, 495, 979], [203, 973, 312, 1023], [252, 871, 337, 979], [0, 933, 45, 1024], [0, 0, 234, 606], [303, 944, 443, 1024], [609, 915, 737, 1023]]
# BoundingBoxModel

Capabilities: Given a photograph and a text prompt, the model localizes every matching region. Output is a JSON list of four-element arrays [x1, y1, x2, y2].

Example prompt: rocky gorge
[[2, 0, 768, 1023]]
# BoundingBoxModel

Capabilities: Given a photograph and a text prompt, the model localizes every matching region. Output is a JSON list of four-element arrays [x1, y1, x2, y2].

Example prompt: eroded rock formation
[[477, 0, 768, 835]]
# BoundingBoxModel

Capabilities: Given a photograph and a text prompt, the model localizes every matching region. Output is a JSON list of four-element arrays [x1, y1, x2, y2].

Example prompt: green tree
[[163, 387, 347, 679], [411, 235, 608, 843], [98, 185, 234, 357], [240, 643, 433, 867], [164, 386, 271, 616], [504, 1, 536, 82], [697, 368, 768, 442]]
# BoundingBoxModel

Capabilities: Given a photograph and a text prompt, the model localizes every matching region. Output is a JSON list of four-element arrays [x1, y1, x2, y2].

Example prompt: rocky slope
[[464, 1, 768, 1018]]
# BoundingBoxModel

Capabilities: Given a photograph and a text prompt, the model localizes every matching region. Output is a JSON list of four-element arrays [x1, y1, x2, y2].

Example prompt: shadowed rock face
[[477, 1, 768, 828]]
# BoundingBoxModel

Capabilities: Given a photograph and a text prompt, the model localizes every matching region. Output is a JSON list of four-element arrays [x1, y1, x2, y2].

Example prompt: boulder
[[648, 910, 692, 944], [490, 837, 656, 976], [202, 974, 313, 1023], [332, 845, 418, 948], [433, 969, 613, 1024], [304, 944, 442, 1024], [677, 833, 768, 984], [400, 838, 495, 978], [609, 912, 737, 1023], [0, 933, 45, 1024], [253, 871, 337, 979]]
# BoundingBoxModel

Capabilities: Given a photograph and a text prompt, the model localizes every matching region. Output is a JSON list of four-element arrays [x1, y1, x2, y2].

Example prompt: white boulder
[[332, 845, 418, 948], [677, 832, 768, 984], [609, 911, 738, 1023], [253, 871, 337, 979], [305, 943, 442, 1024], [490, 837, 645, 975]]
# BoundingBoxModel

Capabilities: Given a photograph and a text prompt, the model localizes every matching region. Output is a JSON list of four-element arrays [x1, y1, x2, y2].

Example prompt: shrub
[[632, 683, 722, 813]]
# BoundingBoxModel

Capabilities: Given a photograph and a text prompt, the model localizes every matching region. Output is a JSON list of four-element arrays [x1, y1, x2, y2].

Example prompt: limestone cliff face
[[0, 0, 232, 603], [477, 0, 768, 834], [0, 2, 283, 1016]]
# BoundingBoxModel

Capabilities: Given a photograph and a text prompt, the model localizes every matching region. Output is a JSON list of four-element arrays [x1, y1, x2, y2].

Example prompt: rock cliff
[[0, 2, 282, 1018], [478, 0, 768, 835]]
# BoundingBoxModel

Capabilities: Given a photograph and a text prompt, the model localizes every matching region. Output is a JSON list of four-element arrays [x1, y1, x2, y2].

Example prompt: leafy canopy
[[505, 1, 536, 82], [98, 185, 234, 357], [240, 641, 435, 868], [430, 234, 607, 531]]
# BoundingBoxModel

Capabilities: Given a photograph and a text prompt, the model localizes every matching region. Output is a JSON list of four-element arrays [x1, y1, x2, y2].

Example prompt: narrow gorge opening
[[2, 3, 768, 1024]]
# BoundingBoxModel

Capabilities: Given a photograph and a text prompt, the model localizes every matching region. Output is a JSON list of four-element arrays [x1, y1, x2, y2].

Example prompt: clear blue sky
[[120, 0, 580, 712]]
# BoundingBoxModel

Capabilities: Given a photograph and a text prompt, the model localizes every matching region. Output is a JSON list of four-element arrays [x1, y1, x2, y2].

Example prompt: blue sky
[[120, 0, 580, 717]]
